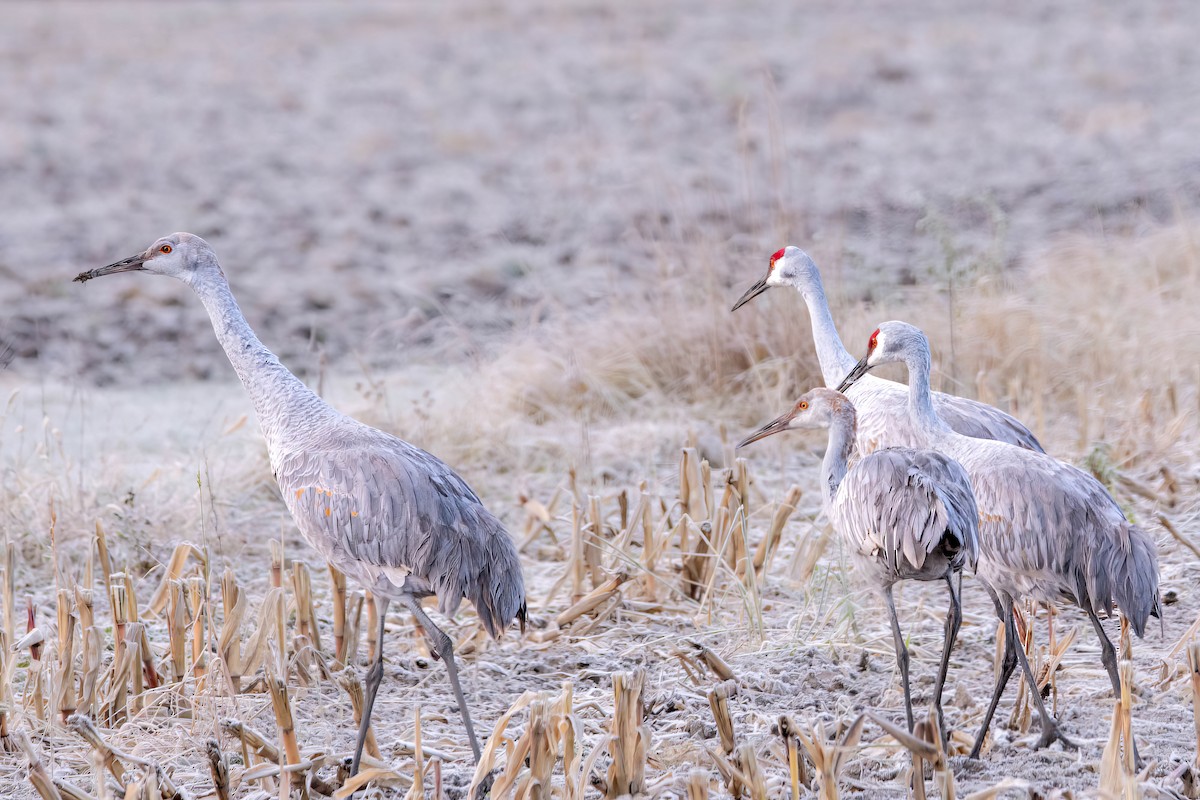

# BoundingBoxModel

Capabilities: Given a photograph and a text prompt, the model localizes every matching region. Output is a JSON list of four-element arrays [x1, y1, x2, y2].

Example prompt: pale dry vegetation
[[0, 221, 1198, 799]]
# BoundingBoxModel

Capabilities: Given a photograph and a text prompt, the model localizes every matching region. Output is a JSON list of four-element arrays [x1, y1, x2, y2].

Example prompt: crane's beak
[[737, 409, 795, 448], [730, 276, 769, 312], [836, 355, 874, 393], [74, 253, 146, 283]]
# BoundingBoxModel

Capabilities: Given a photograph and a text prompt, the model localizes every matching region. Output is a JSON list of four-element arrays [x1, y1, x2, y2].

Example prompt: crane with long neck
[[838, 320, 1160, 758], [76, 232, 527, 774], [740, 387, 979, 739], [732, 246, 1044, 455]]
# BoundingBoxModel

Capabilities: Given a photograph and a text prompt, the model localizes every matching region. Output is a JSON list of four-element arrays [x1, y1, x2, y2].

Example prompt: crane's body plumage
[[732, 246, 1044, 456], [833, 446, 979, 587], [277, 429, 525, 637], [839, 320, 1161, 756], [77, 233, 525, 770], [740, 388, 978, 735]]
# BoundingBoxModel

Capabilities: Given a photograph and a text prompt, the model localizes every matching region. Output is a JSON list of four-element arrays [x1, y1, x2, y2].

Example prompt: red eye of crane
[[798, 401, 808, 410], [769, 247, 787, 268], [868, 328, 880, 351], [160, 245, 172, 254]]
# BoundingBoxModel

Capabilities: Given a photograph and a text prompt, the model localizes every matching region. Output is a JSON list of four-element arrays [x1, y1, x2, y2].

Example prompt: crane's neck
[[902, 345, 952, 440], [192, 272, 340, 459], [820, 406, 857, 512], [794, 275, 857, 387]]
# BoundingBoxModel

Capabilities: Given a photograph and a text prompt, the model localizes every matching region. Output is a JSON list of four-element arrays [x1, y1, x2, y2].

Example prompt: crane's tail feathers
[[1085, 522, 1160, 638]]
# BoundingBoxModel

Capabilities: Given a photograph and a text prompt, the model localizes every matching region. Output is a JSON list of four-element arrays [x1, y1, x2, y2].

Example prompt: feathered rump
[[1081, 520, 1160, 637]]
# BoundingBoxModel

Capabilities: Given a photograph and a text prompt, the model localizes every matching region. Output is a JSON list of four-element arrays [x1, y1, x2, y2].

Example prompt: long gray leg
[[933, 573, 962, 744], [1085, 607, 1141, 768], [1004, 599, 1075, 751], [969, 593, 1017, 759], [351, 595, 390, 778], [400, 594, 483, 762], [884, 586, 914, 732]]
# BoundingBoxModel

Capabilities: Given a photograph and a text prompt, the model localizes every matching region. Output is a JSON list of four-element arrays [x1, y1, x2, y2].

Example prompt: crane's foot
[[1034, 720, 1076, 752]]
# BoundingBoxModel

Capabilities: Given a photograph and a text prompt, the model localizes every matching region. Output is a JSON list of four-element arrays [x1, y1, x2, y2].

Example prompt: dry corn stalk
[[218, 569, 247, 693], [778, 715, 809, 799], [707, 684, 740, 797], [17, 730, 64, 800], [166, 581, 186, 683], [752, 486, 802, 577], [735, 743, 767, 800], [206, 739, 230, 800], [686, 769, 710, 800], [337, 672, 380, 760], [606, 669, 647, 798], [77, 626, 103, 718], [329, 565, 348, 665], [55, 588, 77, 722], [24, 596, 46, 720], [291, 561, 322, 653], [186, 577, 207, 681], [796, 715, 865, 800], [1189, 642, 1200, 771], [585, 495, 605, 589], [871, 711, 955, 800], [404, 706, 426, 800], [267, 674, 304, 796], [1099, 660, 1139, 799], [555, 572, 629, 628], [147, 543, 205, 616]]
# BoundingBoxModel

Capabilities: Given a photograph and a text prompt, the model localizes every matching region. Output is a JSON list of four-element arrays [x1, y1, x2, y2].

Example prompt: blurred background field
[[1, 1, 1199, 798]]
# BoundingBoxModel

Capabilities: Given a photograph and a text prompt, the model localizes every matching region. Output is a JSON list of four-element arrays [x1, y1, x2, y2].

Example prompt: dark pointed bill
[[74, 253, 146, 283], [737, 410, 794, 449], [730, 276, 769, 312], [835, 355, 873, 393]]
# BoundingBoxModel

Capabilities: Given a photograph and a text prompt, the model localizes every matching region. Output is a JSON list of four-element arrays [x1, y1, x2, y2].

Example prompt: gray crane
[[732, 246, 1043, 455], [838, 321, 1161, 757], [739, 387, 979, 738], [76, 233, 526, 773]]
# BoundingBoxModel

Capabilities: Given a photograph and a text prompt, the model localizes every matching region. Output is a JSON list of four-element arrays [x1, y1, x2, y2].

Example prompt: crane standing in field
[[837, 321, 1161, 757], [739, 387, 979, 738], [75, 233, 526, 772], [732, 246, 1044, 455]]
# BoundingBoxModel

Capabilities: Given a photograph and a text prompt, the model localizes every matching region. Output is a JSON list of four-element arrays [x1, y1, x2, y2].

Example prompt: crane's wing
[[846, 376, 1043, 456], [933, 392, 1044, 453], [834, 448, 979, 574], [961, 441, 1159, 634], [275, 436, 525, 638]]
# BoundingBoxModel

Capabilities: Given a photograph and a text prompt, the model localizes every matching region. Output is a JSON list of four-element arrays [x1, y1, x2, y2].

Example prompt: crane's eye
[[798, 401, 808, 410], [160, 244, 172, 254]]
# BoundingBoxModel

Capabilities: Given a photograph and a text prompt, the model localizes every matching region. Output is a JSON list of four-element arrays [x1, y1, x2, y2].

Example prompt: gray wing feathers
[[934, 393, 1045, 454], [278, 440, 525, 639], [836, 448, 979, 576], [965, 445, 1159, 634], [847, 376, 1043, 455]]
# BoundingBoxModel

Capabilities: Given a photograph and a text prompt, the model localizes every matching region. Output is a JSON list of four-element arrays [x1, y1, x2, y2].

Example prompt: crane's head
[[730, 245, 819, 311], [74, 233, 219, 286], [836, 320, 927, 392], [737, 387, 855, 448]]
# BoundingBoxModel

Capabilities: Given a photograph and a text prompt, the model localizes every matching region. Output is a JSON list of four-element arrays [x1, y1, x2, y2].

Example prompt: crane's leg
[[400, 594, 483, 763], [351, 595, 390, 778], [1085, 607, 1142, 768], [932, 572, 963, 744], [968, 593, 1017, 759], [1005, 600, 1076, 751], [883, 586, 914, 732]]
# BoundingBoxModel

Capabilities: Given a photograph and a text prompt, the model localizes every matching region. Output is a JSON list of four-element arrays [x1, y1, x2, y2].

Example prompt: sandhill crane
[[739, 388, 979, 737], [732, 246, 1043, 455], [75, 233, 526, 773], [838, 321, 1161, 757]]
